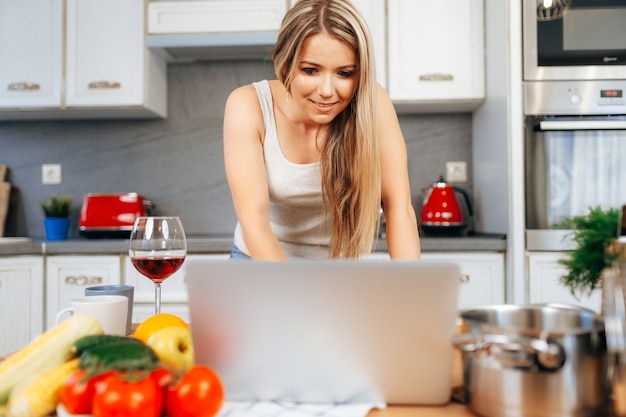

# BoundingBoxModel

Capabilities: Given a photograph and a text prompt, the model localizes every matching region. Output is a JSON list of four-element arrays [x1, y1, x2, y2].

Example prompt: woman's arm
[[223, 85, 287, 261], [376, 85, 421, 259]]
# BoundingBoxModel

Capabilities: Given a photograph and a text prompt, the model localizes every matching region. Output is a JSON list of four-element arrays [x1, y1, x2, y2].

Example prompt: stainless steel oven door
[[523, 0, 626, 81], [525, 117, 626, 250]]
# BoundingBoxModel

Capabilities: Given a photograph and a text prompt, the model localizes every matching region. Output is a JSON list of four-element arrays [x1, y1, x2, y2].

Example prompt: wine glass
[[129, 216, 187, 315]]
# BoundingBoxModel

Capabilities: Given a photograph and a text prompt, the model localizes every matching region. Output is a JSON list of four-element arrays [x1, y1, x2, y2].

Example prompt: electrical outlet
[[446, 161, 467, 183], [42, 164, 62, 184]]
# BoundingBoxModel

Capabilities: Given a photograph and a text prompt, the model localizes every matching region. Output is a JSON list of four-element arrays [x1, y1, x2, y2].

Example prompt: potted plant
[[41, 195, 72, 241], [556, 206, 620, 297]]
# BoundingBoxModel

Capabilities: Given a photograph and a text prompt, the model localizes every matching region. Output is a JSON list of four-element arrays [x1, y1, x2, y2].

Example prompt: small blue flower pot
[[45, 217, 70, 241]]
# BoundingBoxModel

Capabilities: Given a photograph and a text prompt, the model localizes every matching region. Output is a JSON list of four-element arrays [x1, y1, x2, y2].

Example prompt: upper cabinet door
[[66, 0, 145, 107], [387, 0, 485, 111], [350, 0, 386, 89], [0, 0, 62, 108]]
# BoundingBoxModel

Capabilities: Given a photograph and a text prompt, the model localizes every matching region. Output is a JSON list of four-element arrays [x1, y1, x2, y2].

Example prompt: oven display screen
[[601, 89, 623, 98]]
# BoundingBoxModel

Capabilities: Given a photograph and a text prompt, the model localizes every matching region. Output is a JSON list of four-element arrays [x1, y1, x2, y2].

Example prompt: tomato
[[92, 372, 163, 417], [165, 365, 225, 417], [60, 369, 110, 415]]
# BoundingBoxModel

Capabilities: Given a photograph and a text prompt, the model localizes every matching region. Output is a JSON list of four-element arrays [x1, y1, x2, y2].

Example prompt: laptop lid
[[185, 259, 460, 405]]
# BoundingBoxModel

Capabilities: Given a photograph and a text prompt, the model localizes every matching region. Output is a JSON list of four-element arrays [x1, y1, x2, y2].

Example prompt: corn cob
[[8, 358, 80, 417], [0, 314, 102, 404]]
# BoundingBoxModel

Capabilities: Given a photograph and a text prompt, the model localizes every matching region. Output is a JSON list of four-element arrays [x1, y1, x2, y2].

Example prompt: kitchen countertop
[[368, 404, 474, 416], [0, 344, 476, 417], [0, 233, 506, 257]]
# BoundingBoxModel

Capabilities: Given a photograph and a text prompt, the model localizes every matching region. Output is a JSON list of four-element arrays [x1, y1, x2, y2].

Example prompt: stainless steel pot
[[453, 304, 610, 417]]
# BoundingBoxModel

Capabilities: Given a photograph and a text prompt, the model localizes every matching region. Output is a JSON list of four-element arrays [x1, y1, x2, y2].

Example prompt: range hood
[[147, 32, 278, 62]]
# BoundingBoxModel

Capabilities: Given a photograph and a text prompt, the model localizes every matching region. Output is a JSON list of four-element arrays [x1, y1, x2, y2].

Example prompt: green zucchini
[[79, 340, 160, 381], [71, 334, 143, 357]]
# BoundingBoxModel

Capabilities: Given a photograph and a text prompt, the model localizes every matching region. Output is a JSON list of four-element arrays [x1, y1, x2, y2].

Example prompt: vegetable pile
[[0, 314, 224, 417]]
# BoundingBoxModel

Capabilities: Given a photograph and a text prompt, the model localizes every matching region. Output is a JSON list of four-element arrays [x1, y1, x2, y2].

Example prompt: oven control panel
[[524, 80, 626, 116]]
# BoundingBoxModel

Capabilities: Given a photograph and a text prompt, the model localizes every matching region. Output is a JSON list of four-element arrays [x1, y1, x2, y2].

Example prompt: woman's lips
[[311, 100, 338, 112]]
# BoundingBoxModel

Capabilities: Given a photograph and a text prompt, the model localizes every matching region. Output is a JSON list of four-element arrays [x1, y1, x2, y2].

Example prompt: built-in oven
[[523, 0, 626, 250], [525, 80, 626, 250], [523, 0, 626, 83]]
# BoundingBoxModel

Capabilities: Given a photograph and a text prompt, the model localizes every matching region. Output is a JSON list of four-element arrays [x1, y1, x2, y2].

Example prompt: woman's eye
[[302, 68, 317, 75], [338, 70, 355, 78]]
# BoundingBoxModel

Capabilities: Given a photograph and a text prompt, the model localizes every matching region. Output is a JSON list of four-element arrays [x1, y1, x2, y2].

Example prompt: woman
[[223, 0, 420, 260]]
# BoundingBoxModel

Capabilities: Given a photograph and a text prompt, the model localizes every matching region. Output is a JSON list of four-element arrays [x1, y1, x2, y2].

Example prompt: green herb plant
[[555, 206, 619, 296], [41, 196, 72, 218]]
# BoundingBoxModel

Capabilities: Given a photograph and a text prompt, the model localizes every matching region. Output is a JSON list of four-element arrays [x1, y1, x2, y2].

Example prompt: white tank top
[[233, 80, 330, 258]]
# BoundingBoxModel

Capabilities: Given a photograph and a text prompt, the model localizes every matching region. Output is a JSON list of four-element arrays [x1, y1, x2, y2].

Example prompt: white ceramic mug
[[56, 295, 128, 335], [85, 285, 134, 335]]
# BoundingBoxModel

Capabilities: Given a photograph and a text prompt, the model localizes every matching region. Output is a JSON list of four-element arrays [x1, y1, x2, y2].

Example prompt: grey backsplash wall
[[0, 60, 472, 239]]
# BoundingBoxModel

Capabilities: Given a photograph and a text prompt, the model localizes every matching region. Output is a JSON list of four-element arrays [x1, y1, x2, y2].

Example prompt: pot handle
[[452, 333, 566, 371]]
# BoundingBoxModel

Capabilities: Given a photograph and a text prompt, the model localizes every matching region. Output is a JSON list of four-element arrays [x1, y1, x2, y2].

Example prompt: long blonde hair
[[273, 0, 380, 258]]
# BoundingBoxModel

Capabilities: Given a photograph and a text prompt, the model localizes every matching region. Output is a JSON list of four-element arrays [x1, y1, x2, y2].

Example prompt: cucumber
[[71, 334, 143, 357], [79, 340, 160, 381]]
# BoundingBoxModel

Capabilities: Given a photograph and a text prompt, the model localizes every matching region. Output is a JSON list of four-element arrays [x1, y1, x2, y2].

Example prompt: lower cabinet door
[[422, 252, 505, 309], [363, 251, 505, 309], [527, 252, 602, 313], [0, 256, 44, 356]]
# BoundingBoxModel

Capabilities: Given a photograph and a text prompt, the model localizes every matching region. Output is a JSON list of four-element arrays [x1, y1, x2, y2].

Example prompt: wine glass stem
[[154, 283, 162, 315]]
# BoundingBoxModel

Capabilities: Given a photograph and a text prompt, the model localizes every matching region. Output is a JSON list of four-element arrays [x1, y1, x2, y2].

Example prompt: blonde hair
[[273, 0, 380, 258]]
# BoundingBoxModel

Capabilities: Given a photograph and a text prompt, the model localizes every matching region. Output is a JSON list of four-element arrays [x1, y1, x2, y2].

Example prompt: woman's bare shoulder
[[225, 83, 265, 125], [226, 83, 259, 108]]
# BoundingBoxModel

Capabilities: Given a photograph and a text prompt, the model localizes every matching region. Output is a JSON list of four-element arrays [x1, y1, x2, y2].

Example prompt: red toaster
[[79, 193, 153, 238]]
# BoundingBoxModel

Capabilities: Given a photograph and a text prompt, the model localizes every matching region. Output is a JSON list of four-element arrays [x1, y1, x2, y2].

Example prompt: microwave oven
[[523, 0, 626, 82]]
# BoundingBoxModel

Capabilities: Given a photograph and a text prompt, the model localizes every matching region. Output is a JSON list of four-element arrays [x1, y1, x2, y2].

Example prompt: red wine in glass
[[129, 216, 187, 315], [131, 257, 185, 284]]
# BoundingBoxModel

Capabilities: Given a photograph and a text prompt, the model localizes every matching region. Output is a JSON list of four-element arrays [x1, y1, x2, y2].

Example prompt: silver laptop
[[185, 259, 460, 406]]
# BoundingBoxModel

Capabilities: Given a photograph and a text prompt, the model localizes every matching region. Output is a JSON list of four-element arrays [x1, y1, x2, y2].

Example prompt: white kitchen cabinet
[[149, 0, 287, 34], [45, 256, 122, 330], [527, 252, 602, 313], [124, 254, 229, 323], [0, 0, 166, 120], [348, 0, 387, 88], [0, 256, 44, 357], [0, 0, 62, 108], [365, 251, 505, 309], [387, 0, 485, 112], [147, 0, 287, 61], [423, 252, 505, 309]]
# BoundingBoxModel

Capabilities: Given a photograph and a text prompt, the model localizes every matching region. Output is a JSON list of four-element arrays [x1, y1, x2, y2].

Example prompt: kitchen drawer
[[45, 255, 122, 330]]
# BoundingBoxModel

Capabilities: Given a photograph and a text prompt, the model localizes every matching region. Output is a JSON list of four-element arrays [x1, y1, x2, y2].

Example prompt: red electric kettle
[[420, 175, 474, 236]]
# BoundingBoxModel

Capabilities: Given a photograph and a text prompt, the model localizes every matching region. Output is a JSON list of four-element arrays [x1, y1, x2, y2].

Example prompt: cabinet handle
[[419, 73, 454, 81], [460, 274, 470, 283], [65, 276, 103, 285], [88, 80, 121, 89], [7, 81, 41, 91]]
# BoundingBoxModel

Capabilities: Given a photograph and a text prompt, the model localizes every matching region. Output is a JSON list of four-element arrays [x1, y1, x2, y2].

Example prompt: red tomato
[[92, 372, 163, 417], [165, 365, 225, 417], [59, 369, 110, 415]]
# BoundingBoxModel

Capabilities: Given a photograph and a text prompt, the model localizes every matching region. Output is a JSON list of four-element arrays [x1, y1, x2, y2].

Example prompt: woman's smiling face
[[290, 32, 358, 124]]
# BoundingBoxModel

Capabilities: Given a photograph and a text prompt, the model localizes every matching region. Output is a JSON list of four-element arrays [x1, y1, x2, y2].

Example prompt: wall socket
[[42, 164, 62, 184], [446, 161, 467, 183]]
